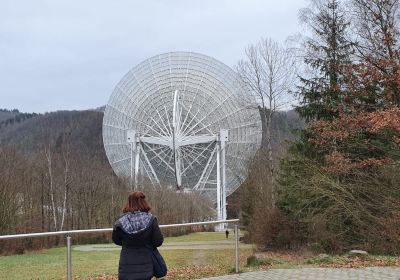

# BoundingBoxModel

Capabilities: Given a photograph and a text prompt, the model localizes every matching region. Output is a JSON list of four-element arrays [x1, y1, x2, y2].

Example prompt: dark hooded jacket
[[112, 211, 164, 280]]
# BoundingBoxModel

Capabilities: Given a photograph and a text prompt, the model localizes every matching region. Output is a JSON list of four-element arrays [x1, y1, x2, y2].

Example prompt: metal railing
[[0, 219, 240, 279]]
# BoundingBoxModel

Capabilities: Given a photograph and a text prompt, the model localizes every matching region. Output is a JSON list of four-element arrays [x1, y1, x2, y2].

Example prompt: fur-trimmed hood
[[115, 211, 153, 234]]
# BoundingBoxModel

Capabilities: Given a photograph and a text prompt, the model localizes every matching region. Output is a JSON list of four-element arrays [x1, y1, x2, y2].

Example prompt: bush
[[250, 207, 303, 250], [277, 152, 400, 254], [246, 255, 273, 266]]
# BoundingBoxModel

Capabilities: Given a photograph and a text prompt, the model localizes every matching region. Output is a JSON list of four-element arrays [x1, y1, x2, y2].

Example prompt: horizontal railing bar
[[159, 219, 238, 229], [0, 219, 239, 240]]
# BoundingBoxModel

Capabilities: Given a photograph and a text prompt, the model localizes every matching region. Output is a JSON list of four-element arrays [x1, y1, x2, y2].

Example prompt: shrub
[[277, 152, 400, 254]]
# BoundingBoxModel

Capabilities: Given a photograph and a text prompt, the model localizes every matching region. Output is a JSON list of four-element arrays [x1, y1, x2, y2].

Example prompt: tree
[[237, 38, 296, 206], [308, 0, 400, 173], [350, 0, 400, 106], [296, 0, 353, 121], [0, 147, 23, 234], [351, 0, 400, 61], [274, 0, 400, 254]]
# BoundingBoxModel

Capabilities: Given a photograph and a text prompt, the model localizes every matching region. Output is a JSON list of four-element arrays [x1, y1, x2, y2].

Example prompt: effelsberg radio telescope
[[103, 52, 261, 221]]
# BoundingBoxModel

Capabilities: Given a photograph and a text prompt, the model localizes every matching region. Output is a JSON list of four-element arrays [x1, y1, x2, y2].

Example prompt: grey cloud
[[0, 0, 307, 112]]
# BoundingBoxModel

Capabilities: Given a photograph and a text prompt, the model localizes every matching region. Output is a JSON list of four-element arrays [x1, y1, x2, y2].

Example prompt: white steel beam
[[140, 144, 161, 185], [220, 129, 228, 222], [140, 136, 171, 147], [193, 144, 217, 190], [134, 143, 140, 189], [172, 90, 182, 189], [179, 135, 217, 146], [216, 142, 222, 224]]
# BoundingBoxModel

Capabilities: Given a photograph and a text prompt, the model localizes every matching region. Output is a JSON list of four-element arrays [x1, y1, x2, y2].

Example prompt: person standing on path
[[112, 191, 164, 280], [225, 229, 229, 239]]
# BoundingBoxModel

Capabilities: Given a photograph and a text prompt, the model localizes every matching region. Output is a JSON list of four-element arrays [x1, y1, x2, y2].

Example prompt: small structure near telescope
[[102, 52, 261, 227]]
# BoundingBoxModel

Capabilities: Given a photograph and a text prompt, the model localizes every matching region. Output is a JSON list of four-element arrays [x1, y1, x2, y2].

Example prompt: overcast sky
[[0, 0, 308, 113]]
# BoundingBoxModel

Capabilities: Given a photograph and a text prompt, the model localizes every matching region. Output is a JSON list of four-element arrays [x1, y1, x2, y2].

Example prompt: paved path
[[199, 267, 400, 280], [74, 240, 252, 251]]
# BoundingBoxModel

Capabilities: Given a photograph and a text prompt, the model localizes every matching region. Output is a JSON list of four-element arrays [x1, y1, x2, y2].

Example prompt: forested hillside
[[0, 109, 38, 129], [0, 110, 104, 158], [0, 109, 301, 159], [0, 107, 300, 253], [0, 109, 19, 122]]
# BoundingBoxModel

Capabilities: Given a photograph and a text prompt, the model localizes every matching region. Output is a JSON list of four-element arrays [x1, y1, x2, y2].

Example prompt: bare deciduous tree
[[237, 38, 296, 206], [351, 0, 400, 61], [44, 146, 58, 230]]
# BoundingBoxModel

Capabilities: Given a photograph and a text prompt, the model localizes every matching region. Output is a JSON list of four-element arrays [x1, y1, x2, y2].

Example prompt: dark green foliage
[[246, 255, 273, 267], [0, 109, 38, 128], [296, 0, 353, 122]]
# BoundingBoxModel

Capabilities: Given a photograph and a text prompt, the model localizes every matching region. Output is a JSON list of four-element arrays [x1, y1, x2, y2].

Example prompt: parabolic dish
[[103, 51, 261, 201]]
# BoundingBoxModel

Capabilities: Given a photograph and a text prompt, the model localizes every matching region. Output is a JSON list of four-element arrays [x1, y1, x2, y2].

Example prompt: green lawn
[[164, 231, 229, 243], [2, 232, 399, 280], [0, 232, 253, 280]]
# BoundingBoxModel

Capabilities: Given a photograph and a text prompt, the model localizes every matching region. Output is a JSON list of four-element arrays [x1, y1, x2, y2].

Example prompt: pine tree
[[275, 0, 400, 254], [308, 0, 400, 172], [296, 0, 353, 121]]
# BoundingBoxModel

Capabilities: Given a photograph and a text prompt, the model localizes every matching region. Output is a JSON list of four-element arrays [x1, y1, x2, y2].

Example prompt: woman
[[112, 191, 164, 280]]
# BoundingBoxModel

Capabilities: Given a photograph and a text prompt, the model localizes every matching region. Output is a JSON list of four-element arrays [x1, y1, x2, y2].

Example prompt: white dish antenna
[[103, 52, 261, 221]]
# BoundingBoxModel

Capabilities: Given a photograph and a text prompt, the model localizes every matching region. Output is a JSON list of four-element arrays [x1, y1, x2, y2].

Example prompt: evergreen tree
[[274, 0, 400, 254], [296, 0, 353, 121], [308, 0, 400, 172]]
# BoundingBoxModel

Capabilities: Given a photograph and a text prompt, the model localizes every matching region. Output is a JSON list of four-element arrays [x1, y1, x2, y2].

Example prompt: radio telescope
[[103, 52, 261, 222]]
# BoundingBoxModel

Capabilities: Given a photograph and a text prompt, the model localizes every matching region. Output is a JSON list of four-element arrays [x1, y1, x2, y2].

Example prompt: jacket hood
[[116, 211, 153, 234]]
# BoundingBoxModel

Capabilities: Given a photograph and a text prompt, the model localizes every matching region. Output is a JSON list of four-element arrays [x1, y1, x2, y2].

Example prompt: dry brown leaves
[[79, 264, 228, 280], [319, 256, 400, 269]]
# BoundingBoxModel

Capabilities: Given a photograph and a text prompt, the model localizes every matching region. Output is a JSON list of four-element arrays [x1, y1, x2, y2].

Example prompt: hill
[[270, 109, 304, 150], [0, 109, 19, 122], [0, 110, 105, 159], [0, 108, 302, 161], [0, 109, 39, 126]]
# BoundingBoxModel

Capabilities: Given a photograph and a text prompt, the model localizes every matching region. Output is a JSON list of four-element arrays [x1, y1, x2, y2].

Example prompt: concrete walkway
[[199, 267, 400, 280], [74, 240, 252, 251]]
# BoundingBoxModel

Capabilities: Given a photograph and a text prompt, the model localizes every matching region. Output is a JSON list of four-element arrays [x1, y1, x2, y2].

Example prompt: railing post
[[234, 223, 239, 273], [66, 235, 72, 280]]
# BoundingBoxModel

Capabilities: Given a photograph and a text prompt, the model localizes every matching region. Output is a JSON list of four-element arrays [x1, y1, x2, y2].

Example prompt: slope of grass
[[0, 232, 251, 280], [2, 231, 399, 280]]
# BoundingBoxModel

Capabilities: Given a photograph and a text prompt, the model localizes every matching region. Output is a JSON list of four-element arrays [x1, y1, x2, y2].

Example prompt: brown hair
[[123, 191, 151, 213]]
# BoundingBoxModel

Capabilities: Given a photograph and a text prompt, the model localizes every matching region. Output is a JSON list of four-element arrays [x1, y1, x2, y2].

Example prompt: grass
[[242, 251, 400, 270], [303, 254, 400, 268], [0, 232, 253, 280], [1, 232, 400, 279], [163, 231, 228, 243]]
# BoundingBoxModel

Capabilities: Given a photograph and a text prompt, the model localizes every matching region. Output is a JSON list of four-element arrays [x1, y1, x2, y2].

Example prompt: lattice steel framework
[[103, 52, 261, 221]]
